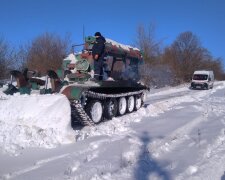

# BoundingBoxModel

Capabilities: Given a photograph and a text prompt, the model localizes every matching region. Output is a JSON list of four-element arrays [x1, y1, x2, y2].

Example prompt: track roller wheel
[[118, 97, 127, 116], [103, 98, 118, 120], [127, 96, 135, 113], [86, 100, 103, 124], [134, 95, 142, 111]]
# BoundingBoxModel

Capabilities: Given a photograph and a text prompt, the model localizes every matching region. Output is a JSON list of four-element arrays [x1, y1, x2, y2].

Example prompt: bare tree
[[202, 57, 225, 80], [163, 31, 208, 82], [13, 44, 30, 71], [0, 38, 15, 79], [162, 31, 225, 82], [135, 24, 175, 87], [26, 32, 71, 75], [136, 24, 161, 65]]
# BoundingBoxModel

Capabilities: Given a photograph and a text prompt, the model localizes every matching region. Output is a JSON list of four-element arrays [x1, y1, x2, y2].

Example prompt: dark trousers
[[94, 56, 104, 80]]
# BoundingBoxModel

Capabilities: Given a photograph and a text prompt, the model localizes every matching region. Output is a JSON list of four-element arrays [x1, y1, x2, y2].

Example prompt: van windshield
[[193, 74, 208, 80]]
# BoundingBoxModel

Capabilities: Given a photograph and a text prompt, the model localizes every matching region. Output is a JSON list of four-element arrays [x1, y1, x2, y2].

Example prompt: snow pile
[[1, 82, 225, 179], [63, 53, 78, 64], [0, 92, 74, 155], [74, 117, 132, 141]]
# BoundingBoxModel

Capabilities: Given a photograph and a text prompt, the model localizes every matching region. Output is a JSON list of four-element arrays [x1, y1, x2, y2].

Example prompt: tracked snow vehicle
[[4, 36, 149, 126], [47, 36, 149, 126]]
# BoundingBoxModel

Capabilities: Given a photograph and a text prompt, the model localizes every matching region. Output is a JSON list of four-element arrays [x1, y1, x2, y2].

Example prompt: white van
[[191, 70, 214, 90]]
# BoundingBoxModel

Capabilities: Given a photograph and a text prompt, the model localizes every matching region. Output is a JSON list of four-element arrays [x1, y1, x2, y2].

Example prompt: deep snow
[[0, 81, 225, 180]]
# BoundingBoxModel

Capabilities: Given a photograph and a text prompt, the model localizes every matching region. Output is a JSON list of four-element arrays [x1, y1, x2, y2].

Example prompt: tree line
[[136, 24, 225, 87], [0, 33, 70, 79], [0, 27, 225, 87]]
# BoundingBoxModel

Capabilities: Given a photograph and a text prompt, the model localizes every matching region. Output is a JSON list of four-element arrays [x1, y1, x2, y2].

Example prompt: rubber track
[[71, 100, 95, 126], [85, 89, 145, 99], [71, 89, 146, 126]]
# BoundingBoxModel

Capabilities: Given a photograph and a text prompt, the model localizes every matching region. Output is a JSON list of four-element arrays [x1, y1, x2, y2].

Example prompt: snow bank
[[0, 92, 74, 155]]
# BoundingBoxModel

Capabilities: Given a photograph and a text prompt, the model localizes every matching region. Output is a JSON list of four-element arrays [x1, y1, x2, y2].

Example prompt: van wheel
[[204, 84, 209, 90]]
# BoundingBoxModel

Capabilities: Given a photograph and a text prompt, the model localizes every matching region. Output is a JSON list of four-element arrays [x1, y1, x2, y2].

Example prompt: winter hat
[[94, 32, 102, 37]]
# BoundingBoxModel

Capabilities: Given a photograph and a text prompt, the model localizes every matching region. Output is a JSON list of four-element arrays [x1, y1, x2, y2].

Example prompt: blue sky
[[1, 0, 225, 68]]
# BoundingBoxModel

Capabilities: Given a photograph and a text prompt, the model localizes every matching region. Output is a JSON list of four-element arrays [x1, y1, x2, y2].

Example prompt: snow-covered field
[[0, 81, 225, 180]]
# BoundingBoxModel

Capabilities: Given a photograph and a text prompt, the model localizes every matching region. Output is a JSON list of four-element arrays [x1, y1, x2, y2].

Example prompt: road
[[1, 81, 225, 180]]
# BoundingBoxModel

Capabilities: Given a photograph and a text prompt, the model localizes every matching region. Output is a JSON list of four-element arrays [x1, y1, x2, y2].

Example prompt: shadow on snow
[[221, 171, 225, 180], [134, 131, 171, 180]]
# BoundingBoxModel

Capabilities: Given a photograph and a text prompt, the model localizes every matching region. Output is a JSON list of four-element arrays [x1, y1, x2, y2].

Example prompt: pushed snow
[[186, 165, 198, 175], [0, 93, 74, 155], [1, 81, 225, 179]]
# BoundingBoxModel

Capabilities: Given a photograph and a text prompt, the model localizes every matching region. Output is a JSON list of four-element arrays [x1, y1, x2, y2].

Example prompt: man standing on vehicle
[[92, 32, 106, 80]]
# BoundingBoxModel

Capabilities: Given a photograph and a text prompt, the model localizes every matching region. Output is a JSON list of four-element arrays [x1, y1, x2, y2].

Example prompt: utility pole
[[83, 25, 85, 42]]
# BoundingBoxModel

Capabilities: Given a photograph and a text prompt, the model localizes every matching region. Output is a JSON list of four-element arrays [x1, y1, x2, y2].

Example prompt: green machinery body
[[4, 36, 149, 126]]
